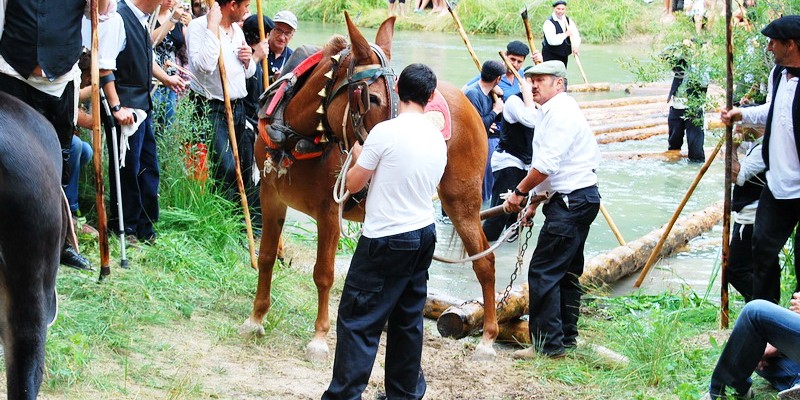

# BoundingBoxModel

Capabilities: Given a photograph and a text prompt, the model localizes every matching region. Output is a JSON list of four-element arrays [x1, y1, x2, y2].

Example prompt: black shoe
[[60, 244, 94, 271]]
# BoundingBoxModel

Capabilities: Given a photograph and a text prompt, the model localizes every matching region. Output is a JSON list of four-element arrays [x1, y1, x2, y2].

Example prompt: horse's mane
[[280, 45, 321, 76]]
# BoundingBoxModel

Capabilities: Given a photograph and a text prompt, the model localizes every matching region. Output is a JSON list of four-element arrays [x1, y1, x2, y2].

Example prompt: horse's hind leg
[[440, 183, 499, 361], [240, 187, 287, 338]]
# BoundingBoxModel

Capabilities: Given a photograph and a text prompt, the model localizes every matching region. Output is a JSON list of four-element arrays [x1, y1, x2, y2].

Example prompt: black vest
[[0, 0, 85, 79], [116, 1, 153, 111], [542, 16, 572, 59], [762, 66, 800, 169], [731, 144, 767, 212], [496, 93, 535, 165]]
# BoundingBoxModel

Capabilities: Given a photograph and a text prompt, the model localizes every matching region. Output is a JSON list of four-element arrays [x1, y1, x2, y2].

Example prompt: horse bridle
[[321, 43, 399, 146]]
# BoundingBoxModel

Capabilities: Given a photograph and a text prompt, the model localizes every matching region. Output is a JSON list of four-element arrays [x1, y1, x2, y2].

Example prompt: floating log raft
[[595, 125, 667, 144], [580, 201, 723, 288], [578, 95, 663, 109], [436, 284, 528, 339], [568, 82, 611, 92]]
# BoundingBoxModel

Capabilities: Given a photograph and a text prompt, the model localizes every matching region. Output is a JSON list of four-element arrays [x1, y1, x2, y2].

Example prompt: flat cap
[[761, 15, 800, 40], [553, 0, 567, 6], [524, 60, 567, 78], [242, 15, 274, 36], [506, 40, 530, 57], [481, 60, 507, 81], [274, 10, 298, 30]]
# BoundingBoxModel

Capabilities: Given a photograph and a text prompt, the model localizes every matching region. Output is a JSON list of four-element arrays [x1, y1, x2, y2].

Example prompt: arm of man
[[100, 70, 133, 125], [736, 143, 765, 185], [187, 10, 222, 74], [345, 143, 374, 193], [569, 20, 581, 54], [153, 61, 187, 93], [542, 19, 566, 46], [465, 89, 497, 133]]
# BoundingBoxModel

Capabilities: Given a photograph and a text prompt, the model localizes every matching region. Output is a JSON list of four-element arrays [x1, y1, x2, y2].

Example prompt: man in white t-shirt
[[322, 63, 446, 400]]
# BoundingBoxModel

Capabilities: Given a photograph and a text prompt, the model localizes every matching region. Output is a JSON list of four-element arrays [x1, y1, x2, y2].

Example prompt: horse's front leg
[[239, 186, 287, 338], [306, 204, 340, 362]]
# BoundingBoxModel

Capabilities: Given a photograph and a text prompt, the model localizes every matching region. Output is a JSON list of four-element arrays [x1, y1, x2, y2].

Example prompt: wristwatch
[[110, 104, 122, 113], [513, 187, 528, 197]]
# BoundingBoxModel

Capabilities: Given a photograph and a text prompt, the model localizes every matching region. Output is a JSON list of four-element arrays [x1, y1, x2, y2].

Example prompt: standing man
[[462, 41, 542, 101], [0, 0, 109, 270], [665, 40, 709, 163], [503, 60, 601, 359], [187, 0, 257, 209], [721, 15, 800, 304], [463, 60, 505, 203], [541, 0, 580, 67], [322, 63, 446, 400], [266, 10, 297, 83]]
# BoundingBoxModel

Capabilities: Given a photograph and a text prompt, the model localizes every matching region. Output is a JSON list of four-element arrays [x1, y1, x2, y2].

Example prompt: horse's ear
[[374, 16, 396, 61], [345, 11, 372, 63]]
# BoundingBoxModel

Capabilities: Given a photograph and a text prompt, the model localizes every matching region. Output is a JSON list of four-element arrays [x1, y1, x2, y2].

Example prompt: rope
[[432, 217, 523, 264], [333, 151, 362, 240]]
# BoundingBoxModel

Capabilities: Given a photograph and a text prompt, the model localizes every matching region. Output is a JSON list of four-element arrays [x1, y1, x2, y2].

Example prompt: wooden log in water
[[592, 117, 666, 135], [437, 284, 529, 339], [568, 82, 611, 92], [602, 150, 687, 161], [579, 95, 663, 109], [424, 291, 464, 319], [595, 125, 667, 144], [580, 201, 724, 288], [587, 110, 668, 126]]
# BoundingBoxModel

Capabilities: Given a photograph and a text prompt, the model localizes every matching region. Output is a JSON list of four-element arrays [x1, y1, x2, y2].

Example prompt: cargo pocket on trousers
[[343, 272, 384, 319]]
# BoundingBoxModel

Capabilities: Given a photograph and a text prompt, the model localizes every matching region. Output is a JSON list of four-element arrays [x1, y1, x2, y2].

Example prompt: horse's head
[[283, 12, 397, 149]]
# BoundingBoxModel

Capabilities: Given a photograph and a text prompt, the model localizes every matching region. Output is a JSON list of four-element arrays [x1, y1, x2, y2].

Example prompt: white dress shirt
[[491, 95, 537, 172], [529, 92, 600, 194], [81, 13, 126, 71], [542, 13, 581, 49], [187, 15, 255, 101], [741, 67, 800, 199]]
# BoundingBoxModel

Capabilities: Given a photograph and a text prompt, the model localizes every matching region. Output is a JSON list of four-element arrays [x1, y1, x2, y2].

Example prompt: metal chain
[[496, 212, 534, 309]]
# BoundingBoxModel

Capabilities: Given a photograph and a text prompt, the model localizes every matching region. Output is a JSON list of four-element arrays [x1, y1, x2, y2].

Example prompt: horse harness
[[257, 44, 398, 177]]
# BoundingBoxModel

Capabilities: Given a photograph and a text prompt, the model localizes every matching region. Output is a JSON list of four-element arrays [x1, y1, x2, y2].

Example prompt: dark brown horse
[[240, 13, 499, 361]]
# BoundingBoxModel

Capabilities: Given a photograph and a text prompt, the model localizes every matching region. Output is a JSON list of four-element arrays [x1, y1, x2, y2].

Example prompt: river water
[[284, 21, 729, 301]]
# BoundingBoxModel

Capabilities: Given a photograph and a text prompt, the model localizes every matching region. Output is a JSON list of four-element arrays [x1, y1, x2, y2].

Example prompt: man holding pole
[[721, 15, 800, 304], [187, 0, 258, 213], [0, 0, 109, 270], [541, 0, 580, 67], [503, 60, 601, 359]]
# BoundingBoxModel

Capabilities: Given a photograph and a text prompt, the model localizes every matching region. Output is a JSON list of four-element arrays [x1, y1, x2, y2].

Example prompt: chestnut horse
[[239, 13, 499, 361]]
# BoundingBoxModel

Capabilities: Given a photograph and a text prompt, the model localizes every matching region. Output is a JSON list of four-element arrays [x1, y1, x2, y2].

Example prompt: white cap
[[273, 10, 298, 30]]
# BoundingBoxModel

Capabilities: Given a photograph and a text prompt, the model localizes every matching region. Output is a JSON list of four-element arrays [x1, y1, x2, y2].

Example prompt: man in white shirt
[[721, 15, 800, 304], [187, 0, 256, 207], [502, 60, 601, 359], [541, 0, 580, 67], [323, 63, 446, 400]]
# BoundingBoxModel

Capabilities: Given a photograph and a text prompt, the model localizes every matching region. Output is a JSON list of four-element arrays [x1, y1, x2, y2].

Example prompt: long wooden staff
[[499, 51, 626, 246], [574, 55, 589, 84], [255, 0, 269, 90], [634, 135, 725, 288], [90, 0, 111, 281], [445, 0, 482, 71], [520, 6, 539, 61], [209, 0, 258, 269], [721, 0, 734, 329]]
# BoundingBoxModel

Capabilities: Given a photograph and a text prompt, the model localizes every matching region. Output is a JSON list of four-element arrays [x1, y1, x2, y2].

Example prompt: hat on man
[[274, 10, 298, 30], [524, 60, 567, 78], [552, 0, 567, 7], [761, 15, 800, 40], [506, 40, 530, 57], [242, 15, 274, 37], [480, 60, 507, 82]]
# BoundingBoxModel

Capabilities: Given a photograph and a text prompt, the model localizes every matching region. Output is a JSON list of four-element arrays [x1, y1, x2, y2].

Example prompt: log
[[595, 125, 667, 144], [496, 318, 530, 344], [568, 82, 611, 92], [437, 284, 528, 339], [587, 110, 668, 125], [579, 95, 663, 109], [580, 201, 724, 288], [601, 148, 719, 161], [424, 291, 463, 319], [592, 117, 665, 135]]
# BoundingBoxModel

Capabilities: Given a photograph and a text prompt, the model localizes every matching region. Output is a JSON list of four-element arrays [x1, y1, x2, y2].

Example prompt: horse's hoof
[[238, 317, 266, 338], [305, 339, 329, 363], [471, 343, 497, 361]]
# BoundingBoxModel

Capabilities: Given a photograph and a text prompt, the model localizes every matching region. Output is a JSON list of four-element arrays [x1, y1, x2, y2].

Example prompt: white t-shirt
[[357, 112, 447, 238]]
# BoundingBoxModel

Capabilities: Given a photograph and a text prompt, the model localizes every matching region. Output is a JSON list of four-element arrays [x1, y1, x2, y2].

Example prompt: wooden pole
[[600, 204, 626, 246], [210, 0, 258, 270], [498, 51, 525, 83], [574, 54, 589, 84], [445, 0, 482, 71], [520, 6, 540, 62], [255, 0, 270, 90], [721, 0, 734, 329], [634, 135, 725, 288], [90, 0, 111, 281]]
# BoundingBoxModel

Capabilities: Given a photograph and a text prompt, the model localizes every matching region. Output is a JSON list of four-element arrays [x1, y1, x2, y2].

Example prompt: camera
[[182, 2, 191, 11]]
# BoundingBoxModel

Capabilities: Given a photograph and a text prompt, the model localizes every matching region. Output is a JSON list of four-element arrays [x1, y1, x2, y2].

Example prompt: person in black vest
[[541, 0, 580, 67], [0, 0, 109, 270], [483, 66, 536, 242], [100, 0, 165, 243], [721, 15, 800, 304]]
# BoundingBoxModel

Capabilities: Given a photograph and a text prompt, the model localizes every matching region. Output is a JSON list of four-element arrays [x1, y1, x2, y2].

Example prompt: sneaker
[[60, 244, 94, 271], [780, 385, 800, 399]]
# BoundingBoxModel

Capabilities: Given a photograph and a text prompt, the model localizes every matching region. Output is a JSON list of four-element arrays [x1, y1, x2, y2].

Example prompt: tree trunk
[[568, 82, 611, 92], [436, 284, 528, 339]]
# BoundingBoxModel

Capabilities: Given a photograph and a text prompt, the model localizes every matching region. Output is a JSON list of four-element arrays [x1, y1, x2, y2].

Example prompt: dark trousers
[[751, 187, 800, 303], [0, 73, 75, 185], [105, 114, 160, 240], [728, 222, 759, 302], [542, 50, 569, 67], [323, 224, 435, 400], [483, 166, 527, 241], [667, 106, 705, 162], [528, 185, 600, 356]]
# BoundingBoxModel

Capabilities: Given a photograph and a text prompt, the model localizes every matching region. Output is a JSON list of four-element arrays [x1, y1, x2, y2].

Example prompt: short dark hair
[[397, 63, 437, 107], [480, 60, 506, 82], [217, 0, 248, 6]]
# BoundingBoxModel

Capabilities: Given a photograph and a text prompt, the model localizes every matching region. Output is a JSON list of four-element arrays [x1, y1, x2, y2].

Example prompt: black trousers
[[0, 73, 75, 185], [323, 224, 435, 400], [728, 222, 764, 303], [542, 50, 569, 67], [751, 187, 800, 303], [528, 185, 600, 356], [667, 106, 705, 162], [483, 166, 527, 241]]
